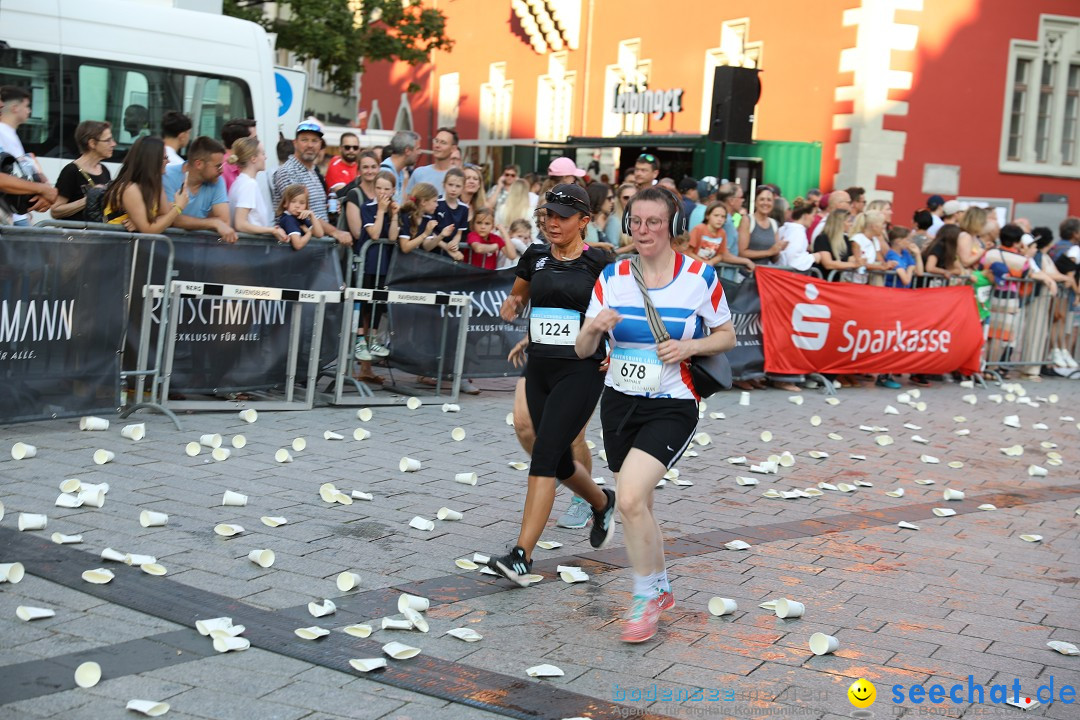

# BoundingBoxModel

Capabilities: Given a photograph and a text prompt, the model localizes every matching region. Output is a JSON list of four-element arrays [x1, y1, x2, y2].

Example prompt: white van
[[0, 0, 280, 182]]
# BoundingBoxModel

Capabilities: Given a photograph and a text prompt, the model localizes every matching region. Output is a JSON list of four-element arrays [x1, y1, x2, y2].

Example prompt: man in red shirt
[[325, 131, 360, 192]]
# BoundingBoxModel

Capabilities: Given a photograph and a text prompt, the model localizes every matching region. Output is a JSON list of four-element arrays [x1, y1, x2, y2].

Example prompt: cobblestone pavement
[[0, 377, 1078, 720]]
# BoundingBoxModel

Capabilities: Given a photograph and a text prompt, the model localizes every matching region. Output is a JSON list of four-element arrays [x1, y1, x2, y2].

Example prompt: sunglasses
[[638, 153, 657, 163], [545, 190, 590, 214], [341, 145, 359, 150]]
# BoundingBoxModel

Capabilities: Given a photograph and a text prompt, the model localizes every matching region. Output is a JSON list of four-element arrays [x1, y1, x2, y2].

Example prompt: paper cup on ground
[[446, 628, 483, 642], [323, 430, 344, 441], [124, 553, 156, 566], [18, 513, 47, 531], [451, 427, 466, 441], [199, 434, 222, 449], [455, 558, 479, 570], [398, 593, 430, 612], [382, 617, 412, 630], [775, 598, 805, 619], [11, 442, 37, 460], [1028, 465, 1048, 477], [406, 397, 422, 410], [52, 533, 82, 544], [141, 563, 167, 576], [100, 548, 125, 562], [932, 508, 956, 517], [81, 417, 110, 431], [212, 636, 250, 653], [809, 632, 839, 655], [0, 562, 25, 584], [120, 423, 145, 441], [82, 569, 114, 584], [526, 664, 564, 677], [344, 624, 372, 638], [437, 507, 462, 521], [408, 516, 434, 531], [195, 617, 234, 636], [454, 472, 477, 485], [351, 490, 373, 501], [77, 488, 105, 508], [441, 403, 460, 413], [337, 571, 361, 592], [402, 607, 429, 633], [400, 457, 422, 472], [56, 493, 83, 508], [739, 391, 750, 406], [126, 700, 170, 717], [185, 442, 201, 457], [291, 437, 306, 452], [140, 510, 169, 528], [275, 449, 293, 463], [349, 658, 387, 672], [708, 597, 738, 616], [74, 661, 101, 688], [943, 489, 965, 501], [222, 490, 248, 507], [294, 626, 329, 640], [382, 641, 421, 660], [357, 408, 373, 421], [308, 599, 336, 618], [352, 428, 371, 441], [214, 523, 244, 537], [247, 549, 275, 568], [16, 605, 54, 621], [93, 449, 115, 465], [231, 435, 246, 449], [239, 408, 258, 423], [261, 516, 287, 527], [209, 447, 230, 462]]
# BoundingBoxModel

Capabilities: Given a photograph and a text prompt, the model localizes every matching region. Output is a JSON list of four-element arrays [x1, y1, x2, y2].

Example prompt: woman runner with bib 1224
[[575, 186, 735, 643]]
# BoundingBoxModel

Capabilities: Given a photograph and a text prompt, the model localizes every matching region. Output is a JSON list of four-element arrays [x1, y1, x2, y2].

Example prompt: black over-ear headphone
[[622, 186, 683, 239]]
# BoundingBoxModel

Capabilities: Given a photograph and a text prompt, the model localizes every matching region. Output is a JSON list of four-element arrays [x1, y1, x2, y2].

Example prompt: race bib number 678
[[611, 347, 663, 393]]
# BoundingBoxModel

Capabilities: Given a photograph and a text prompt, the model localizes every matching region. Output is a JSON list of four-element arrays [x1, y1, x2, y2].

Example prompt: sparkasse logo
[[790, 283, 830, 351]]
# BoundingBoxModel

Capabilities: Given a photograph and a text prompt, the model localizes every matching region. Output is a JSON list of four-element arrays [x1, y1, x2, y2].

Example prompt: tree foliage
[[225, 0, 453, 94]]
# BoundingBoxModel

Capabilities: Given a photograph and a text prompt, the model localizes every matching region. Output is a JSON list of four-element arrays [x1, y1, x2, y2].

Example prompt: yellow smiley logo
[[848, 678, 876, 708]]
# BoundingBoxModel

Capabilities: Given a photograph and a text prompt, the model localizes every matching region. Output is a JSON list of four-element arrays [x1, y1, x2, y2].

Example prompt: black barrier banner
[[386, 251, 525, 378], [129, 237, 343, 393], [0, 231, 130, 423], [720, 273, 766, 381]]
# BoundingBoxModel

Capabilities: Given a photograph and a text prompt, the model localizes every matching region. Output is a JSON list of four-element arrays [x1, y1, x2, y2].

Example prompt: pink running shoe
[[621, 595, 661, 643], [656, 589, 675, 612]]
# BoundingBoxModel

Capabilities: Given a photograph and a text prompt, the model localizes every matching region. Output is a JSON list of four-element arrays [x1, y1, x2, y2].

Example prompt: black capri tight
[[524, 355, 604, 479]]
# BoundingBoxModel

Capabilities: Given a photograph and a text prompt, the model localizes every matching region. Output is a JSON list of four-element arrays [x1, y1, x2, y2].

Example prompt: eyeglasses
[[341, 145, 359, 150], [637, 153, 657, 164], [546, 190, 590, 214], [95, 135, 116, 144], [628, 217, 666, 230], [620, 195, 634, 202]]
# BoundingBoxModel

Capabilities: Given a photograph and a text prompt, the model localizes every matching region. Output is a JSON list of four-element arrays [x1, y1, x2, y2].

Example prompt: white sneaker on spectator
[[1063, 348, 1079, 369], [461, 379, 481, 395], [368, 339, 390, 358], [1052, 348, 1069, 368], [354, 337, 372, 361]]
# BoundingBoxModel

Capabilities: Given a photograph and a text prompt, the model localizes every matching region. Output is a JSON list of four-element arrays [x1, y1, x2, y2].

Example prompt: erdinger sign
[[756, 268, 984, 375]]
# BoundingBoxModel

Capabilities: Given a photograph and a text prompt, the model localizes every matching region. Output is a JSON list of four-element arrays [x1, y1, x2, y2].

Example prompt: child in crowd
[[434, 167, 468, 261], [276, 184, 324, 250], [505, 218, 539, 257], [466, 208, 517, 270], [884, 226, 923, 289], [398, 182, 441, 254], [688, 202, 755, 271]]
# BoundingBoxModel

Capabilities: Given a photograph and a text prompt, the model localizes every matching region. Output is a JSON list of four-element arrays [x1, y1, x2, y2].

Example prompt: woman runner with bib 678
[[575, 186, 735, 643]]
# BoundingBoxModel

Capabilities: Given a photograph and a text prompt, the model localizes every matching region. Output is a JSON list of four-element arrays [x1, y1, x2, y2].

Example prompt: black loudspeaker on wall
[[708, 67, 761, 144]]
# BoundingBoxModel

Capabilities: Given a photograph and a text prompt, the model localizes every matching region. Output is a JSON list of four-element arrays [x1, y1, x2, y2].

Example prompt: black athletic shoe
[[489, 546, 532, 587], [589, 488, 617, 550]]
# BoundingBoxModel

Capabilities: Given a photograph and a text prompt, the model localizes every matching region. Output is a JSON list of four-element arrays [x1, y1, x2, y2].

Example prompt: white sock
[[632, 574, 654, 598], [655, 569, 671, 594]]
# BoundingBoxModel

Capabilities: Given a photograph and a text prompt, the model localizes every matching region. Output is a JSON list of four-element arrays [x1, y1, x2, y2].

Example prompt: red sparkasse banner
[[756, 267, 984, 375]]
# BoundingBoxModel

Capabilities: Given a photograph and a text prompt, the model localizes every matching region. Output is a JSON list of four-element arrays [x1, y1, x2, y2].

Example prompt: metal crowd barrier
[[982, 277, 1063, 382], [149, 280, 338, 411]]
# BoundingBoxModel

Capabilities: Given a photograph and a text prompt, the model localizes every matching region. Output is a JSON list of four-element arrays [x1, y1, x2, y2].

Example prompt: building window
[[438, 72, 460, 129], [602, 40, 651, 138], [368, 100, 383, 130], [480, 63, 513, 141], [1000, 15, 1080, 177], [536, 52, 574, 142], [393, 92, 413, 131]]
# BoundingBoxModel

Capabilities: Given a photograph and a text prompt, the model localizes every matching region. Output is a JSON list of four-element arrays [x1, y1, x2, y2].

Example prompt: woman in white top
[[849, 210, 895, 280], [776, 198, 819, 271], [495, 178, 536, 240], [228, 137, 284, 240], [575, 186, 735, 644]]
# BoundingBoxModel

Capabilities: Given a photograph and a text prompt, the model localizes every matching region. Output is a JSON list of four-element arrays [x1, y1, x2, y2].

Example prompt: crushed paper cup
[[774, 598, 805, 619], [100, 548, 125, 562], [455, 558, 479, 570], [1001, 445, 1024, 456], [1028, 465, 1048, 477], [693, 432, 712, 446], [727, 456, 747, 464], [827, 432, 844, 441], [381, 617, 412, 630], [124, 554, 156, 566], [854, 480, 873, 487], [93, 449, 115, 465], [199, 434, 222, 449], [140, 510, 169, 527], [185, 442, 201, 457], [709, 411, 726, 420], [239, 408, 258, 423], [1048, 458, 1063, 467], [526, 664, 564, 678], [261, 516, 287, 527], [759, 600, 778, 610], [141, 563, 167, 576], [885, 488, 905, 498], [911, 435, 929, 444], [442, 403, 461, 413], [914, 478, 936, 485], [398, 594, 430, 612], [808, 450, 829, 459], [212, 636, 250, 653], [736, 476, 759, 486], [818, 482, 838, 491], [560, 568, 589, 583], [291, 437, 306, 452], [322, 430, 344, 441], [762, 489, 782, 498], [402, 607, 429, 633], [51, 533, 83, 544], [1019, 534, 1043, 543], [222, 490, 247, 507], [664, 468, 680, 481], [16, 605, 55, 621], [875, 435, 894, 446], [809, 632, 839, 655], [294, 626, 330, 640], [943, 489, 965, 501], [932, 508, 956, 517], [536, 540, 563, 550], [1041, 441, 1058, 449], [454, 472, 478, 485], [437, 507, 463, 521], [74, 661, 101, 688], [214, 524, 244, 537], [383, 641, 421, 660], [82, 568, 114, 584], [955, 429, 971, 436], [275, 449, 293, 463], [400, 457, 422, 472], [18, 513, 47, 531], [505, 412, 514, 426], [962, 394, 977, 405], [920, 454, 939, 464], [884, 405, 899, 415], [914, 402, 928, 412], [120, 423, 145, 441], [344, 624, 373, 638], [708, 597, 737, 616], [0, 563, 25, 584], [247, 549, 275, 568], [56, 493, 83, 509], [898, 521, 921, 530], [195, 617, 234, 636], [520, 574, 544, 586], [211, 448, 231, 462], [508, 461, 528, 471], [788, 395, 804, 405], [802, 488, 824, 497], [357, 408, 374, 422], [352, 428, 371, 441], [351, 490, 373, 501], [125, 700, 170, 717], [947, 461, 964, 469], [1033, 422, 1049, 430], [473, 552, 490, 564], [337, 572, 362, 592], [836, 484, 857, 493], [978, 504, 997, 511], [11, 442, 37, 460], [408, 516, 435, 531], [80, 416, 110, 431], [445, 627, 483, 642], [349, 658, 387, 672], [825, 397, 840, 406], [1047, 641, 1080, 656], [451, 427, 467, 442], [904, 422, 923, 430], [406, 396, 422, 410], [897, 393, 912, 404], [308, 599, 336, 618], [724, 540, 751, 551], [1004, 415, 1021, 429]]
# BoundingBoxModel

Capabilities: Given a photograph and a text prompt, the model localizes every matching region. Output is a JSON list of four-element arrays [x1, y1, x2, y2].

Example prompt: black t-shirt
[[55, 162, 111, 221], [435, 199, 469, 238], [517, 243, 609, 360], [812, 233, 849, 278]]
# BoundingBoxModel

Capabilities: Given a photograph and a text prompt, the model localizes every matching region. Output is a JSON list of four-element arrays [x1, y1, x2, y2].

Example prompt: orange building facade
[[357, 0, 1078, 219]]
